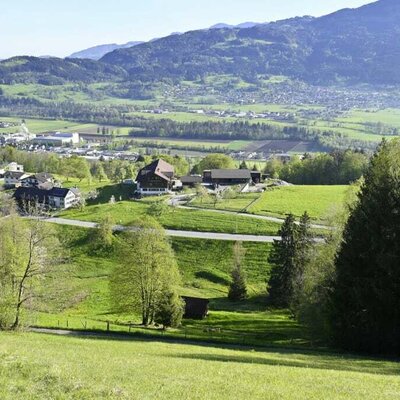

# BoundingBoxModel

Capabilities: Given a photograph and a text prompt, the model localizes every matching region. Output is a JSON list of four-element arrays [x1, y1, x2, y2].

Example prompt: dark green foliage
[[154, 290, 184, 329], [333, 139, 400, 355], [239, 161, 248, 170], [268, 213, 313, 310], [228, 242, 248, 302], [268, 214, 298, 307]]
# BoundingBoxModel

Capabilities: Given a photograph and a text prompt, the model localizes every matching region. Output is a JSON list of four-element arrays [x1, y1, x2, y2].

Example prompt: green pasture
[[1, 332, 399, 400]]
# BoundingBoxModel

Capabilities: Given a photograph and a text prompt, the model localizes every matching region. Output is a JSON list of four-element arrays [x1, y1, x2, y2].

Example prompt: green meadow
[[1, 332, 399, 400]]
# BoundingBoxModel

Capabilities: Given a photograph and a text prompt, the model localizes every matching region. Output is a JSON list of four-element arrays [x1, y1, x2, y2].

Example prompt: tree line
[[264, 149, 370, 185], [266, 139, 400, 355], [0, 95, 377, 150]]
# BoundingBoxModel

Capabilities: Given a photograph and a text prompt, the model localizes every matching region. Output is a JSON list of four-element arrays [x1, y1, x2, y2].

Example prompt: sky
[[0, 0, 373, 59]]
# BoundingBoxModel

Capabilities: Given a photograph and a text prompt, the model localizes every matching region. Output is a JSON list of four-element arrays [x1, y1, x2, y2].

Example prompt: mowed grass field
[[190, 185, 348, 221], [249, 185, 348, 220], [1, 333, 399, 400]]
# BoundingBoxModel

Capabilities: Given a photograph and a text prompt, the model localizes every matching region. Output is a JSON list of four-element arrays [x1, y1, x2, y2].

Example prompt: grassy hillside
[[1, 333, 399, 400], [32, 225, 309, 348], [60, 198, 282, 236]]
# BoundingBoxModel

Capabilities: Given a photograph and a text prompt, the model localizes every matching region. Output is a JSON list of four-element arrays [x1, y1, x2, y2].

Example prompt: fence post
[[107, 321, 110, 332], [66, 319, 69, 329]]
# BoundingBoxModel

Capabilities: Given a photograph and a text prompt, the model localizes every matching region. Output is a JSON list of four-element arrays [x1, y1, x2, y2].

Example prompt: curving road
[[37, 217, 324, 243]]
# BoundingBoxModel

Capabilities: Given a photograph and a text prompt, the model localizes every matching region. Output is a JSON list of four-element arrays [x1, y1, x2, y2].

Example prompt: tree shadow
[[195, 271, 230, 286], [167, 352, 400, 376]]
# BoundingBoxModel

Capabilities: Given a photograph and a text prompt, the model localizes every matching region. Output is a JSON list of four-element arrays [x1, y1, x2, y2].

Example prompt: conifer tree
[[333, 139, 400, 355], [268, 214, 298, 307], [228, 242, 247, 301]]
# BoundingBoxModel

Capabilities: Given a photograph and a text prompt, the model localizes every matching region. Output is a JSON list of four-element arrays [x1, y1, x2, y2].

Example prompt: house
[[4, 171, 30, 188], [7, 162, 24, 172], [136, 159, 175, 195], [182, 296, 209, 319], [203, 169, 252, 186], [32, 132, 80, 147], [180, 175, 203, 187], [14, 186, 81, 210], [20, 172, 55, 188]]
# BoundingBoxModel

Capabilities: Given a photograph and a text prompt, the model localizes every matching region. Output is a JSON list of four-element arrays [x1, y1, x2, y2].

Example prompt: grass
[[1, 332, 400, 399], [32, 225, 304, 348], [190, 185, 348, 221], [60, 191, 282, 235], [249, 185, 348, 220]]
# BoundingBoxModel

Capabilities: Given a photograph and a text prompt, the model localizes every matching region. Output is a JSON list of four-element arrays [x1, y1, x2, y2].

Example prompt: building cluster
[[1, 162, 81, 210], [136, 159, 261, 196]]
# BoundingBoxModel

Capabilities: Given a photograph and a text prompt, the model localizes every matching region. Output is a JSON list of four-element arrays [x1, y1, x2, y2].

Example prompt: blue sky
[[1, 0, 372, 59]]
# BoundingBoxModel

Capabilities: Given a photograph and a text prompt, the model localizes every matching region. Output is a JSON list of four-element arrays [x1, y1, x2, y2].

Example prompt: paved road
[[40, 217, 283, 243]]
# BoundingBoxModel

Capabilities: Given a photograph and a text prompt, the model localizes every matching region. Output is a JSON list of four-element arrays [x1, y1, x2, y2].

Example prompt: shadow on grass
[[195, 271, 230, 286], [210, 295, 268, 312], [30, 328, 400, 377], [167, 352, 400, 376], [89, 184, 135, 205]]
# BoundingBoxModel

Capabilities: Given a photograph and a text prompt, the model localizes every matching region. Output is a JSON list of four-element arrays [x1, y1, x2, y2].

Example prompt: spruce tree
[[333, 139, 400, 355], [268, 214, 298, 307], [228, 242, 247, 301]]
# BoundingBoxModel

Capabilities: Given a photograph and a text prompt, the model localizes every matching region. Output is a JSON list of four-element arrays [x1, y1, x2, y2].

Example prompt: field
[[1, 333, 399, 400], [249, 185, 349, 220], [60, 197, 282, 236], [190, 185, 348, 221], [31, 225, 305, 349]]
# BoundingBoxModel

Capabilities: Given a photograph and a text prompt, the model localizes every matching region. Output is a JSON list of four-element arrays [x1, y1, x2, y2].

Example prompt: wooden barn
[[182, 296, 209, 319]]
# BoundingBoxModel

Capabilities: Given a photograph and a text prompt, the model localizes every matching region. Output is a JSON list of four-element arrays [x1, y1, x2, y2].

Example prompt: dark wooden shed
[[182, 296, 209, 319]]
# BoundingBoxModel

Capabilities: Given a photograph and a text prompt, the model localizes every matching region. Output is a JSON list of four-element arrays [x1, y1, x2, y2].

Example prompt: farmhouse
[[4, 171, 30, 188], [203, 169, 253, 186], [182, 296, 209, 319], [20, 172, 55, 188], [136, 159, 175, 195], [14, 186, 81, 210]]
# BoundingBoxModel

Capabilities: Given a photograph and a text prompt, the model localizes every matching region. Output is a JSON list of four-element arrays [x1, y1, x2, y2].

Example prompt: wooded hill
[[1, 0, 400, 86]]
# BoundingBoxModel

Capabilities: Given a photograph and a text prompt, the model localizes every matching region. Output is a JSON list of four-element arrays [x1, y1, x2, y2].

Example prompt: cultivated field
[[1, 333, 399, 400]]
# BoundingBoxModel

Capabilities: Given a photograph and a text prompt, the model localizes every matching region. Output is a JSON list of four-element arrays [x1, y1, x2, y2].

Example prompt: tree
[[228, 242, 247, 301], [0, 215, 64, 330], [195, 154, 235, 173], [109, 219, 181, 326], [147, 200, 169, 218], [154, 289, 184, 329], [291, 212, 313, 313], [268, 214, 298, 307], [239, 160, 248, 170], [333, 139, 400, 355], [268, 212, 313, 312], [92, 215, 115, 250]]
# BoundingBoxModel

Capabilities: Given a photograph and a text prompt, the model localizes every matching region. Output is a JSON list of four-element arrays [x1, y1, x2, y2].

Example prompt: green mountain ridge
[[0, 0, 399, 86]]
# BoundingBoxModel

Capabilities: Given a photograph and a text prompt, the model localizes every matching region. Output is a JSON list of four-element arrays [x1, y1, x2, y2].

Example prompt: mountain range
[[69, 41, 144, 60], [0, 0, 399, 87]]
